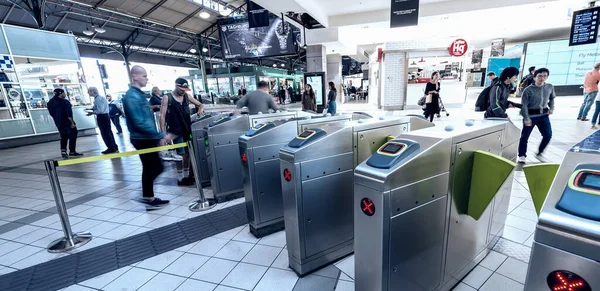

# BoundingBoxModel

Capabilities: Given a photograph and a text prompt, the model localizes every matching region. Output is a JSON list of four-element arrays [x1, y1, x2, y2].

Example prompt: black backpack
[[475, 86, 493, 112]]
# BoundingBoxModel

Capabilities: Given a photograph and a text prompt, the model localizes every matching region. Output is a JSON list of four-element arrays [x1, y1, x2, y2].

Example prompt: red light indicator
[[283, 169, 292, 181], [241, 153, 247, 162], [547, 271, 590, 291], [361, 198, 375, 216]]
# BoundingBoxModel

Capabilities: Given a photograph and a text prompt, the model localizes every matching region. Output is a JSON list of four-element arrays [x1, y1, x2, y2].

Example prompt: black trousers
[[110, 115, 123, 133], [131, 139, 163, 198], [59, 127, 78, 152], [97, 114, 118, 151]]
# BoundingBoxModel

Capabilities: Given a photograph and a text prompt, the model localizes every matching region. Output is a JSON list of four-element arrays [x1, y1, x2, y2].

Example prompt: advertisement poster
[[472, 49, 483, 64], [524, 39, 600, 85], [342, 56, 363, 76], [570, 7, 600, 46], [305, 73, 324, 106], [246, 0, 269, 28], [491, 39, 505, 57], [219, 17, 300, 59], [390, 0, 419, 28]]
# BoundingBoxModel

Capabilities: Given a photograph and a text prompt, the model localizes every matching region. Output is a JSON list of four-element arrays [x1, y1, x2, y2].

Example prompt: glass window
[[0, 119, 34, 138], [232, 77, 244, 94], [5, 85, 29, 119], [217, 77, 231, 96], [207, 78, 219, 96], [247, 76, 256, 91], [4, 26, 79, 60]]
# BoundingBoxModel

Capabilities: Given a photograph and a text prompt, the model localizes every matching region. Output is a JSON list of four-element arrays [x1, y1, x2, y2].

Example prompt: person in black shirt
[[47, 88, 83, 159], [278, 85, 286, 105], [107, 94, 123, 134], [238, 86, 247, 96], [160, 78, 205, 186], [149, 87, 162, 112], [424, 72, 441, 122]]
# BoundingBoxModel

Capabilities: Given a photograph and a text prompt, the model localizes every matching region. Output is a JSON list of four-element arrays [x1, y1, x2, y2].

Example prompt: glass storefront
[[0, 24, 95, 140]]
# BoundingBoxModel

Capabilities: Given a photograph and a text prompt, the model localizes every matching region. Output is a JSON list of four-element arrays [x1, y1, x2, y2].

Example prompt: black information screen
[[580, 173, 600, 190], [569, 7, 600, 46], [298, 130, 313, 138], [390, 0, 420, 28], [381, 143, 404, 154]]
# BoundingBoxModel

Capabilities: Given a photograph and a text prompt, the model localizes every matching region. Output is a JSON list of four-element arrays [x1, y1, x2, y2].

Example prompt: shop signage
[[569, 7, 600, 46], [472, 49, 483, 64], [377, 47, 383, 62], [490, 39, 505, 57], [390, 0, 420, 28], [448, 39, 468, 57], [247, 0, 269, 28]]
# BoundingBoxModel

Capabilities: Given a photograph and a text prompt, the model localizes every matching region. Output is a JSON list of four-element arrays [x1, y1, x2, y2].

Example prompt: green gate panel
[[523, 163, 560, 216]]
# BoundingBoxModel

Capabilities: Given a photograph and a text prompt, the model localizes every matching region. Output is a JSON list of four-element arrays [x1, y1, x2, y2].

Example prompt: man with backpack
[[483, 67, 520, 118], [519, 66, 536, 92], [475, 73, 499, 111], [159, 78, 205, 186]]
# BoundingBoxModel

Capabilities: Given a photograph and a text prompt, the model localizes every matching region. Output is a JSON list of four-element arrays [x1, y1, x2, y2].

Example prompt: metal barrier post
[[187, 141, 217, 211], [44, 160, 92, 253]]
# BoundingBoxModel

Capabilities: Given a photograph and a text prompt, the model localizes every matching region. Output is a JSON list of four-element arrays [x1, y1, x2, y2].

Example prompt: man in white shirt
[[88, 87, 118, 154]]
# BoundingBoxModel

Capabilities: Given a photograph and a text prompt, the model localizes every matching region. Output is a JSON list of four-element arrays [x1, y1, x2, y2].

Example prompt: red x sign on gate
[[361, 198, 375, 216], [283, 169, 292, 181]]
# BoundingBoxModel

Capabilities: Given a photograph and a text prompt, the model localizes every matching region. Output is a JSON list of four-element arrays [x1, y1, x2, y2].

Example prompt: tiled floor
[[0, 94, 595, 290]]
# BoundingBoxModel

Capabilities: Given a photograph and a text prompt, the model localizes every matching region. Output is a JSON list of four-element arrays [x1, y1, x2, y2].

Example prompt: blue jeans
[[327, 101, 337, 115], [518, 114, 552, 157], [592, 100, 600, 125], [578, 91, 597, 119], [173, 136, 188, 155]]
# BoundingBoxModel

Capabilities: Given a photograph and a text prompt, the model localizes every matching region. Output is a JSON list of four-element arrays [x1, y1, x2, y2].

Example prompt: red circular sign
[[448, 39, 468, 57], [547, 271, 591, 291], [241, 153, 247, 163], [361, 198, 375, 216], [283, 169, 292, 181]]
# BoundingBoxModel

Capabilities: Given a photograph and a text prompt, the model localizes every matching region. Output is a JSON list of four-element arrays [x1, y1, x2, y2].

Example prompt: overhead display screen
[[219, 16, 300, 59], [569, 7, 600, 46], [524, 39, 600, 86]]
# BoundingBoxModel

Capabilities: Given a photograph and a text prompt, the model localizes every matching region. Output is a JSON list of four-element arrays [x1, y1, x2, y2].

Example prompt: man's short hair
[[534, 68, 550, 78], [528, 66, 536, 73], [257, 81, 268, 89], [594, 63, 600, 70], [486, 72, 496, 77]]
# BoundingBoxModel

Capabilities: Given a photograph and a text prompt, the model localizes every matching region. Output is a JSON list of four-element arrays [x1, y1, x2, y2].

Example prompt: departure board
[[570, 7, 600, 46]]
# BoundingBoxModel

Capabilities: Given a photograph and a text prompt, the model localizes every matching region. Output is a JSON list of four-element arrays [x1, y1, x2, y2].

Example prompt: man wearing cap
[[47, 88, 83, 159], [159, 78, 205, 186], [88, 87, 118, 154]]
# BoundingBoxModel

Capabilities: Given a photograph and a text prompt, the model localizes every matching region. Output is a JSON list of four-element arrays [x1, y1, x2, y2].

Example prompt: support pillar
[[326, 54, 342, 102], [306, 45, 327, 74]]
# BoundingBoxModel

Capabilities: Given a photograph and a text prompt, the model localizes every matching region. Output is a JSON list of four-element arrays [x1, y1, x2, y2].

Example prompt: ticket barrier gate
[[239, 115, 354, 238], [353, 120, 519, 291], [207, 112, 298, 202], [279, 116, 432, 276], [191, 112, 232, 187], [524, 131, 600, 291]]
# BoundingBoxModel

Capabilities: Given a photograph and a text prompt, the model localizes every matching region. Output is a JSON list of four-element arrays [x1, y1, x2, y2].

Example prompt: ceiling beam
[[2, 4, 15, 24], [166, 37, 180, 52], [93, 0, 108, 9], [52, 10, 68, 31], [145, 34, 160, 49], [174, 7, 203, 28], [140, 0, 168, 19], [90, 14, 112, 41]]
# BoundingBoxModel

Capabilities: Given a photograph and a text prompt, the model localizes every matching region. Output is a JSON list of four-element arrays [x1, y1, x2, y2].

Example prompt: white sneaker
[[517, 156, 527, 164], [592, 125, 598, 130], [171, 152, 183, 161], [160, 151, 175, 161]]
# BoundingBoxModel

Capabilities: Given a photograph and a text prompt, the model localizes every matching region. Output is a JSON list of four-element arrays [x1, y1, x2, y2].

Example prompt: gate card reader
[[288, 129, 327, 148], [209, 116, 232, 127], [556, 164, 600, 221], [245, 122, 276, 137], [366, 140, 420, 169]]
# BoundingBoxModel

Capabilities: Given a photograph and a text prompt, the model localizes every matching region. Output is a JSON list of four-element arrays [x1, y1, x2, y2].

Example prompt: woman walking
[[327, 82, 337, 115], [424, 72, 441, 122], [302, 84, 317, 112]]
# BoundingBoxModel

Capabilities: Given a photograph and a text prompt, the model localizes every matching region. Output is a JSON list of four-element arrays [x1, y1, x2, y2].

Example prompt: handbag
[[418, 96, 426, 106], [425, 93, 433, 104]]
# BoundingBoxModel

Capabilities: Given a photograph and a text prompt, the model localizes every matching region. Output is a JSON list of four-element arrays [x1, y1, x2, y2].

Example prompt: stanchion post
[[187, 141, 217, 211], [44, 160, 92, 253]]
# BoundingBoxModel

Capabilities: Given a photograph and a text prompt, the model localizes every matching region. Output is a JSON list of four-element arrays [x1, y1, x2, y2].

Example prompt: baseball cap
[[53, 88, 65, 95], [175, 78, 191, 91]]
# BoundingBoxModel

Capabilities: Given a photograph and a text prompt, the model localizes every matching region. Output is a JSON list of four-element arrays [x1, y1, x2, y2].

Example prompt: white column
[[326, 54, 342, 101], [306, 45, 327, 73], [380, 51, 408, 110]]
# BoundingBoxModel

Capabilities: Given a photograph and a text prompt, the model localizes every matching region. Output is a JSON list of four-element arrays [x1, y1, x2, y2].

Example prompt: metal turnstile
[[239, 115, 353, 238], [524, 131, 600, 291], [191, 112, 231, 187], [208, 112, 297, 202], [279, 116, 432, 276], [353, 119, 519, 291]]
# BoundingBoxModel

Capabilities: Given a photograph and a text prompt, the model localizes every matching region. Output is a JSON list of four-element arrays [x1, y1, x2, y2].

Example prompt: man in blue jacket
[[122, 65, 172, 209]]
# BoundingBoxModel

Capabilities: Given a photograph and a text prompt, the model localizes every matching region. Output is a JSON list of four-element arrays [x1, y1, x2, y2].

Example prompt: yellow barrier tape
[[57, 143, 188, 167]]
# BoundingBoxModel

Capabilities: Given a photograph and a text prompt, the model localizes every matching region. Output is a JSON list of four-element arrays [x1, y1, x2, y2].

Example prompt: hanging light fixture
[[190, 48, 197, 53], [82, 26, 94, 36], [202, 47, 209, 53], [272, 64, 277, 67], [94, 26, 106, 33], [220, 7, 230, 16], [419, 57, 425, 63], [280, 64, 285, 67]]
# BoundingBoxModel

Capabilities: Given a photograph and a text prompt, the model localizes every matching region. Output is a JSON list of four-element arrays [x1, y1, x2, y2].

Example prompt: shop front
[[0, 25, 95, 148]]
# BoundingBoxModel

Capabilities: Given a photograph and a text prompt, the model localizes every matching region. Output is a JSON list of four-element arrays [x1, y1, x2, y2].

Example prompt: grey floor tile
[[0, 266, 17, 275], [339, 272, 353, 282], [60, 284, 98, 291], [214, 286, 244, 291], [212, 225, 245, 240], [496, 257, 529, 284], [451, 283, 476, 291], [334, 255, 355, 279], [462, 265, 493, 289], [103, 267, 158, 291], [10, 249, 65, 269], [188, 237, 230, 257], [138, 273, 186, 291], [335, 280, 354, 291], [221, 262, 268, 290], [137, 250, 183, 272], [79, 266, 132, 289], [214, 240, 255, 261], [231, 226, 261, 244], [271, 248, 289, 270], [253, 268, 298, 291], [1, 244, 43, 266], [163, 253, 210, 278], [257, 230, 287, 248], [479, 273, 524, 291], [292, 274, 337, 291], [175, 278, 217, 291], [0, 225, 41, 240], [312, 264, 341, 279], [504, 214, 537, 233], [493, 238, 532, 263], [101, 224, 140, 240], [479, 250, 508, 271], [241, 244, 281, 267], [190, 257, 238, 284], [502, 225, 533, 244]]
